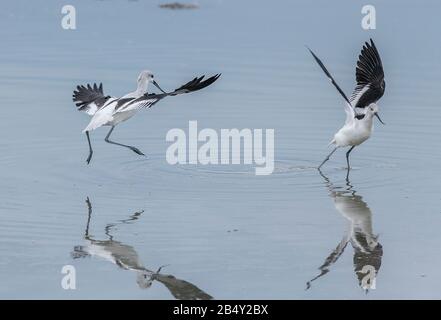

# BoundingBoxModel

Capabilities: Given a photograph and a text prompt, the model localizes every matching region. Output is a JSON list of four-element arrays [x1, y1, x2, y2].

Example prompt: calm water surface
[[0, 0, 441, 299]]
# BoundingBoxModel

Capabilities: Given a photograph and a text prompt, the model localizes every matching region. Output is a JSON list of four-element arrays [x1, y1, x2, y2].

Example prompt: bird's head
[[366, 103, 385, 125], [137, 70, 166, 93], [137, 70, 153, 83]]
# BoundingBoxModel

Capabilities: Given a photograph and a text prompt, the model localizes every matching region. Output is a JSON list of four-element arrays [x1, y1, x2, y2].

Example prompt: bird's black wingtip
[[370, 38, 378, 50], [211, 73, 222, 81], [306, 46, 320, 61], [209, 73, 221, 82], [172, 73, 221, 94], [365, 38, 376, 49]]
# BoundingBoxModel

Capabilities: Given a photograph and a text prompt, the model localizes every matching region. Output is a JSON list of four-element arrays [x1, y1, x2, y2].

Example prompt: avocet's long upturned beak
[[152, 80, 166, 93], [375, 113, 385, 125]]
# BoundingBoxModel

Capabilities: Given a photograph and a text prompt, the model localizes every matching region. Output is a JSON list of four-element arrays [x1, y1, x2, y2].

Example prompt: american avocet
[[307, 39, 386, 176], [73, 71, 220, 164]]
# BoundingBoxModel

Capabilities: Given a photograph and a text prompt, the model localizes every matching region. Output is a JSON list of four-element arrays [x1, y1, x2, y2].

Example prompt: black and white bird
[[308, 39, 386, 175], [73, 71, 220, 164]]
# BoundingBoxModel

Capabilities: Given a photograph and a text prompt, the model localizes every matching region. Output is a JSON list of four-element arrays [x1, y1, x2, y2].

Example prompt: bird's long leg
[[346, 146, 355, 169], [104, 126, 145, 156], [86, 131, 93, 164], [345, 146, 355, 180], [318, 147, 338, 170]]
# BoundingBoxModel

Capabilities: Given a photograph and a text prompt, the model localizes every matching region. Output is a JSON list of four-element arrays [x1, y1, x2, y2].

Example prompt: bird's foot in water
[[86, 152, 93, 164], [130, 147, 145, 156]]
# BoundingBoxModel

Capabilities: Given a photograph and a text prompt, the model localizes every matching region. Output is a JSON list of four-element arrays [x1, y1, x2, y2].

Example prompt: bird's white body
[[110, 108, 138, 126], [82, 70, 154, 133], [331, 112, 374, 148], [83, 100, 138, 132], [317, 102, 380, 174]]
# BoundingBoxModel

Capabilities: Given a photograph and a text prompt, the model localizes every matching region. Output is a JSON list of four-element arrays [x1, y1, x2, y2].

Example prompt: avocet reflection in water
[[306, 172, 383, 291], [71, 198, 213, 300]]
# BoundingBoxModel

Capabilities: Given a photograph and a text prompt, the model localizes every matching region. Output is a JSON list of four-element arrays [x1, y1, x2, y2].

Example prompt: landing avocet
[[73, 71, 220, 164], [308, 39, 386, 175]]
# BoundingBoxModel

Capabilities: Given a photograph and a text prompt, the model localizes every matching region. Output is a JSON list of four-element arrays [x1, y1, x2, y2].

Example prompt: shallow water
[[1, 0, 441, 299]]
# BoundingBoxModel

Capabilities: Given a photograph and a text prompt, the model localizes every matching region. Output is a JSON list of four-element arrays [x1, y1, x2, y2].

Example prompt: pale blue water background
[[0, 0, 440, 299]]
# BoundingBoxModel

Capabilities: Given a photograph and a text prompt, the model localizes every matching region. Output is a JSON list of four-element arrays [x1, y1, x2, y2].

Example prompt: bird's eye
[[151, 75, 154, 78]]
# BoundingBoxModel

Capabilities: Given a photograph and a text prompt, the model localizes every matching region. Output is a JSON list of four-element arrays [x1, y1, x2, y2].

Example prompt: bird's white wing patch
[[344, 102, 356, 125], [350, 84, 370, 109], [83, 102, 100, 116], [73, 83, 112, 117], [114, 96, 160, 114], [82, 101, 116, 132]]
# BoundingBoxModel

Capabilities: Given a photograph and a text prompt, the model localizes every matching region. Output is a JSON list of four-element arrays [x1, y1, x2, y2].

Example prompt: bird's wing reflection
[[153, 274, 213, 300], [71, 197, 212, 299], [306, 235, 350, 290], [307, 171, 383, 291]]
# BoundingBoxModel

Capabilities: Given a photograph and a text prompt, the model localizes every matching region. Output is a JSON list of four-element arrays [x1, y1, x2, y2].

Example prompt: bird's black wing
[[72, 83, 111, 115], [167, 74, 221, 96], [307, 47, 352, 106], [307, 47, 357, 123], [116, 74, 221, 113], [350, 39, 385, 108]]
